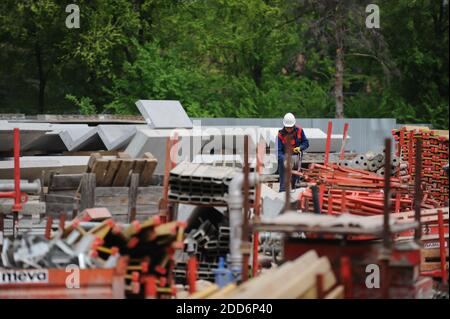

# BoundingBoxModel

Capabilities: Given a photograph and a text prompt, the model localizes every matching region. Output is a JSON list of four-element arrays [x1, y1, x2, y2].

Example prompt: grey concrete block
[[97, 124, 142, 150], [60, 126, 106, 151], [136, 100, 193, 129]]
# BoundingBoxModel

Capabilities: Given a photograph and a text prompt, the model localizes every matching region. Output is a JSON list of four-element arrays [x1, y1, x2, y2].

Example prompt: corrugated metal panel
[[193, 118, 397, 153]]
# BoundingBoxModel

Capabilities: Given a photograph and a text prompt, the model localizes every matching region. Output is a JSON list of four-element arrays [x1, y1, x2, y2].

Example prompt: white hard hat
[[283, 113, 296, 127]]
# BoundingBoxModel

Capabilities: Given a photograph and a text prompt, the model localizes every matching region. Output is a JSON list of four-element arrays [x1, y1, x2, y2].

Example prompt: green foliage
[[65, 94, 97, 115], [0, 0, 448, 129]]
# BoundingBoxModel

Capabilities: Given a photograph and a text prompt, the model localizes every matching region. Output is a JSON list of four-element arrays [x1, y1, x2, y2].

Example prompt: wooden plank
[[91, 159, 110, 186], [45, 194, 76, 204], [63, 150, 119, 157], [46, 203, 75, 214], [140, 155, 158, 186], [101, 160, 120, 187], [49, 174, 83, 190], [118, 152, 131, 159], [324, 285, 344, 299], [80, 173, 96, 210], [271, 258, 335, 299], [421, 248, 449, 258], [132, 159, 146, 175], [128, 174, 139, 223], [231, 250, 319, 298], [95, 187, 129, 197], [87, 153, 101, 173], [95, 195, 128, 207], [112, 160, 133, 186]]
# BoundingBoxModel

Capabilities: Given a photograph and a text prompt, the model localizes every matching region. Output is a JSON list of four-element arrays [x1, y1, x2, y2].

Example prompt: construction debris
[[0, 212, 186, 299]]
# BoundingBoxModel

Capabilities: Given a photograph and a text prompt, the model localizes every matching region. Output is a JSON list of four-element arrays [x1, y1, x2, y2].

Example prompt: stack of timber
[[44, 152, 161, 222], [87, 152, 157, 187], [189, 250, 343, 299], [393, 126, 449, 205]]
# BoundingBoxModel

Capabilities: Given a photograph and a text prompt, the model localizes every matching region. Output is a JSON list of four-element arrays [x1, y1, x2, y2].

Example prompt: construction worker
[[277, 113, 309, 192]]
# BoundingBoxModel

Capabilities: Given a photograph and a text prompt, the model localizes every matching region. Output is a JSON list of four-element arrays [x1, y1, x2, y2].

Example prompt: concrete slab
[[136, 100, 193, 129], [0, 122, 52, 152], [125, 127, 254, 175], [97, 125, 143, 150], [0, 156, 89, 184], [60, 126, 106, 151], [22, 124, 88, 153]]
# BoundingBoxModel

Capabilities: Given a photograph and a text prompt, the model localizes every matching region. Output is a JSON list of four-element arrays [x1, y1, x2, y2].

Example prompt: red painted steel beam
[[324, 121, 333, 166]]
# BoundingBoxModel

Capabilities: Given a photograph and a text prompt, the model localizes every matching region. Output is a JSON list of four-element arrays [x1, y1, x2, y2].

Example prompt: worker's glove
[[293, 147, 301, 154]]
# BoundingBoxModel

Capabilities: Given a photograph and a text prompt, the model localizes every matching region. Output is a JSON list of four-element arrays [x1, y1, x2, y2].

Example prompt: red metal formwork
[[0, 257, 128, 299]]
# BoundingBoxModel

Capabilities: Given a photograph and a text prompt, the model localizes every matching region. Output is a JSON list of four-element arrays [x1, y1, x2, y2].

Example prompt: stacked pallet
[[395, 207, 449, 274], [87, 152, 157, 187], [299, 163, 440, 215], [188, 250, 343, 299], [392, 126, 449, 205]]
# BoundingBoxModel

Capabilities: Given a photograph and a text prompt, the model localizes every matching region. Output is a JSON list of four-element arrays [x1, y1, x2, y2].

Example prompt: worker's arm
[[277, 135, 285, 161], [300, 130, 309, 151]]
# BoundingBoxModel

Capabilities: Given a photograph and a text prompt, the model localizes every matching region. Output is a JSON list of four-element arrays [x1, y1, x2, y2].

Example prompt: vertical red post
[[45, 215, 53, 240], [408, 130, 414, 176], [437, 210, 448, 283], [12, 128, 21, 237], [59, 213, 66, 232], [187, 256, 198, 294], [324, 120, 333, 166], [145, 276, 157, 299], [316, 273, 325, 299], [340, 256, 352, 299], [339, 123, 349, 160], [13, 128, 21, 212]]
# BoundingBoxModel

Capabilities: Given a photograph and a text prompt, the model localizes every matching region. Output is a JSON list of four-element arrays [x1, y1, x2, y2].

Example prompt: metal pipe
[[0, 180, 41, 194], [242, 135, 250, 282], [414, 138, 423, 242], [437, 209, 448, 283], [284, 134, 291, 211], [311, 185, 321, 214], [228, 172, 259, 280]]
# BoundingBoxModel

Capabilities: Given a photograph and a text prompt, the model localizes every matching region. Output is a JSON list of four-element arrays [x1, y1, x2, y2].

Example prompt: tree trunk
[[35, 44, 46, 114], [334, 3, 344, 119], [251, 60, 263, 88]]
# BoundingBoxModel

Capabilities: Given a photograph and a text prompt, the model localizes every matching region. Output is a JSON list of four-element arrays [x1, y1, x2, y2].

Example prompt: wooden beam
[[128, 174, 139, 223]]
